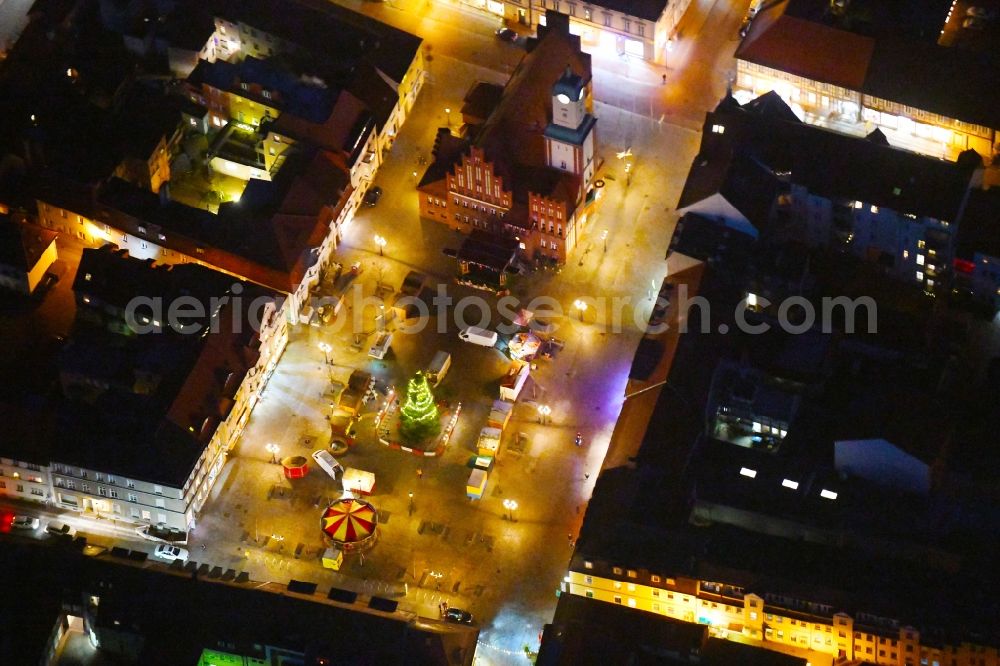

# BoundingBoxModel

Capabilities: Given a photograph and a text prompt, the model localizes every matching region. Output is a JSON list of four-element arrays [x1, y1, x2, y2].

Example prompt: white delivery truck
[[459, 326, 498, 347], [368, 331, 392, 359], [312, 449, 344, 481], [425, 351, 452, 387]]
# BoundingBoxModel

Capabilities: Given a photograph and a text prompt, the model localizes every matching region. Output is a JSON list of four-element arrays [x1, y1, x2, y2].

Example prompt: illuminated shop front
[[735, 60, 996, 162]]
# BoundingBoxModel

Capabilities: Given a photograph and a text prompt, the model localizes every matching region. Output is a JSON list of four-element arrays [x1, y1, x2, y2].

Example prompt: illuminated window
[[917, 239, 925, 249], [870, 205, 879, 213], [820, 489, 838, 500], [651, 575, 661, 583], [626, 570, 637, 578], [916, 271, 924, 281], [711, 124, 725, 134], [740, 467, 757, 478], [584, 560, 593, 569], [627, 598, 637, 608], [613, 581, 622, 590], [627, 583, 636, 591], [916, 254, 925, 266], [854, 200, 863, 209], [902, 250, 909, 260], [781, 479, 799, 490]]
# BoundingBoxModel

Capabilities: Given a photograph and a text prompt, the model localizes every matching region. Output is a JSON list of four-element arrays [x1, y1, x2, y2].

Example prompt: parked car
[[12, 516, 40, 530], [495, 27, 518, 42], [45, 520, 76, 538], [444, 607, 474, 624], [153, 544, 189, 562], [364, 186, 383, 207]]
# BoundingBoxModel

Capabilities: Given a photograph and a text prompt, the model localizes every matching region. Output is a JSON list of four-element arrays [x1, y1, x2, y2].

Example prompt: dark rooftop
[[678, 93, 975, 225], [0, 538, 478, 664], [0, 216, 57, 272]]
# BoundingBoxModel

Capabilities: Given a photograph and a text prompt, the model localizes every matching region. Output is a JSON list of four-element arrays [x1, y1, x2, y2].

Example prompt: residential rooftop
[[737, 0, 1000, 129]]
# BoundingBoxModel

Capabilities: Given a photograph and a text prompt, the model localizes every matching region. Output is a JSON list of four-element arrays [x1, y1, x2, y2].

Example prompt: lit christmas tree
[[399, 372, 441, 443]]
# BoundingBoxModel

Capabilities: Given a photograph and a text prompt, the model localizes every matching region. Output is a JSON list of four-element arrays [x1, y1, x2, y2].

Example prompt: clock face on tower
[[556, 93, 570, 104]]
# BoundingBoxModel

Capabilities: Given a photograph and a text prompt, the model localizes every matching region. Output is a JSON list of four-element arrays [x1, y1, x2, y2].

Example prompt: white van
[[459, 326, 498, 347], [368, 331, 392, 359], [312, 449, 344, 481], [426, 351, 452, 387]]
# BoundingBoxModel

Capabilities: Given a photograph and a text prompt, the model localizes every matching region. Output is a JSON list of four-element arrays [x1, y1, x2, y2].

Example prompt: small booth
[[499, 361, 529, 401], [508, 331, 541, 361], [477, 427, 502, 459], [466, 468, 488, 499], [280, 456, 309, 479], [342, 467, 376, 495], [467, 455, 495, 474], [321, 547, 344, 570], [487, 400, 513, 431]]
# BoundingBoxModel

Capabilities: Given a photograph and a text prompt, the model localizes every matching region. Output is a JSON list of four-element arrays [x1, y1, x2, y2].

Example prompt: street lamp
[[265, 442, 279, 464], [374, 234, 387, 257], [538, 404, 551, 424], [408, 491, 415, 516], [503, 498, 518, 521], [444, 107, 452, 129], [318, 341, 331, 365], [573, 299, 588, 321], [617, 147, 634, 186], [601, 229, 609, 253]]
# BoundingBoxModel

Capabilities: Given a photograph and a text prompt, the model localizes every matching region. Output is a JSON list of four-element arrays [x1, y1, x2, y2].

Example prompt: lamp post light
[[538, 404, 551, 425], [408, 491, 415, 516], [617, 147, 634, 186], [503, 498, 518, 521], [444, 107, 452, 129], [573, 299, 588, 321], [265, 442, 279, 464], [318, 341, 331, 365], [601, 229, 609, 253], [374, 234, 387, 257]]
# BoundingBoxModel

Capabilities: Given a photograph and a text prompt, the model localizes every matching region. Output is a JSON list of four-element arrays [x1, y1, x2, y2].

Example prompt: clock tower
[[544, 65, 597, 190]]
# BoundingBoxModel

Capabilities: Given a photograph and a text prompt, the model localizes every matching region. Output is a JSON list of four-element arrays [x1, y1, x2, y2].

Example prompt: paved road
[[187, 45, 703, 662], [0, 0, 736, 662], [329, 0, 746, 128]]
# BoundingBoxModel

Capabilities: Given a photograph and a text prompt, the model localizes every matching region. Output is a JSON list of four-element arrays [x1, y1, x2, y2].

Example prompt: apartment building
[[464, 0, 691, 65], [45, 246, 282, 531], [0, 216, 58, 295], [735, 0, 1000, 162], [676, 92, 977, 293]]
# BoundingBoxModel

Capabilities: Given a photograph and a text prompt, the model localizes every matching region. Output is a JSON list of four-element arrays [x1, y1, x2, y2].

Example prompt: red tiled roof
[[736, 1, 874, 91]]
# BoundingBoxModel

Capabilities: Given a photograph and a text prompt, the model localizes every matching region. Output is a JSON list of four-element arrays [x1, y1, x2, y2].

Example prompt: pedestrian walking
[[416, 468, 423, 480], [662, 74, 667, 85]]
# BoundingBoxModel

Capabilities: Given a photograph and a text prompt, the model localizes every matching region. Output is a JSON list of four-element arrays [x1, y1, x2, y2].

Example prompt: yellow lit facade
[[566, 565, 999, 666], [735, 61, 996, 162], [462, 0, 691, 65]]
